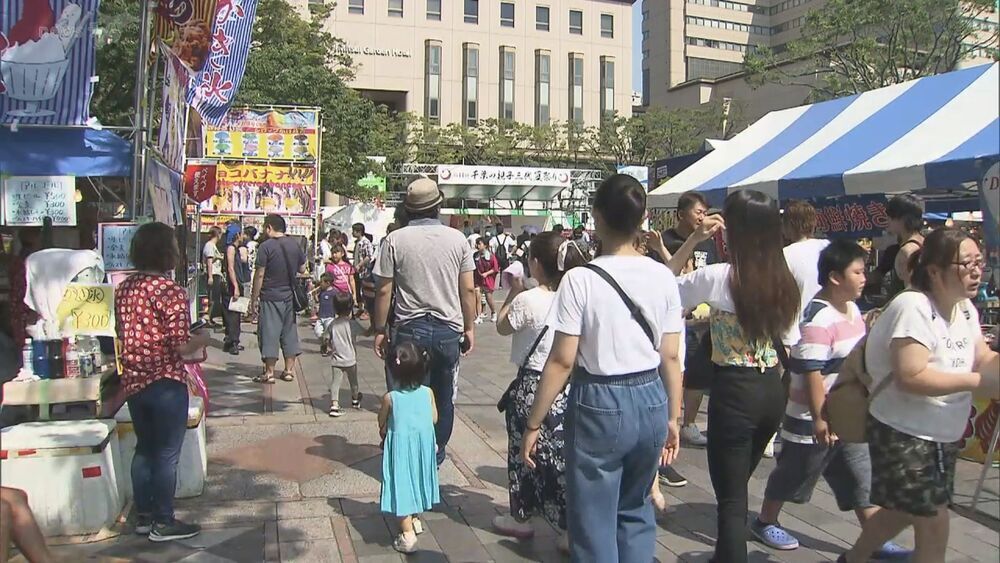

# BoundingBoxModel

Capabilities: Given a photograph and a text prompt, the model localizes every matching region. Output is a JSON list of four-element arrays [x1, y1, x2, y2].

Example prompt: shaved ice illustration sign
[[0, 0, 97, 124]]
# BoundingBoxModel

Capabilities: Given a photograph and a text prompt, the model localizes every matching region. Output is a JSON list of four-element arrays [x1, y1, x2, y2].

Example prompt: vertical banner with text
[[187, 0, 259, 125]]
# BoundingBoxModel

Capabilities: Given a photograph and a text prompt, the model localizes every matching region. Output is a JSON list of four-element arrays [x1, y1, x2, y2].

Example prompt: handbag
[[497, 326, 549, 413], [278, 240, 309, 313]]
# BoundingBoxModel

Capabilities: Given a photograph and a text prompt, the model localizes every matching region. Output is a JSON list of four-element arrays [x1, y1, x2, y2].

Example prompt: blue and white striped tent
[[648, 63, 1000, 209]]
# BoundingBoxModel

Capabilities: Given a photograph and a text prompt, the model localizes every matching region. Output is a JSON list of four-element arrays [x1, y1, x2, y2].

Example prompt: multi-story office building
[[642, 0, 998, 120], [292, 0, 635, 128]]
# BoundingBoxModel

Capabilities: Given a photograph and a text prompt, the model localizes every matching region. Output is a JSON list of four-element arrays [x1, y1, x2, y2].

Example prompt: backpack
[[823, 291, 969, 443], [495, 234, 512, 271]]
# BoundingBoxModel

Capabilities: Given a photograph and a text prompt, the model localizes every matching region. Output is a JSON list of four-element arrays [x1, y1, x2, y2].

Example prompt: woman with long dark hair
[[492, 232, 587, 546], [670, 189, 801, 563], [522, 174, 684, 562], [842, 228, 998, 563]]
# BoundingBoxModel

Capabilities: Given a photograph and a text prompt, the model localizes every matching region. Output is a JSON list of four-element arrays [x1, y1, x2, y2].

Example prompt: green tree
[[745, 0, 999, 101], [91, 0, 141, 126], [237, 0, 388, 200]]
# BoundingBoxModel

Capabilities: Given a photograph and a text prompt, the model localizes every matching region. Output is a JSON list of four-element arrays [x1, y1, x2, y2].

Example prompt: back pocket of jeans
[[573, 404, 622, 456], [647, 400, 668, 450]]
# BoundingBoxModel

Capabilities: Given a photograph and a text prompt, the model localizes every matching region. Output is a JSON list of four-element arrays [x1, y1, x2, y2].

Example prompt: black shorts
[[868, 415, 958, 517], [683, 326, 713, 391]]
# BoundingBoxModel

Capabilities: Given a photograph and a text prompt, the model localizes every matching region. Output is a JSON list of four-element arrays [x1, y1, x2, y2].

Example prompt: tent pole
[[129, 0, 154, 219]]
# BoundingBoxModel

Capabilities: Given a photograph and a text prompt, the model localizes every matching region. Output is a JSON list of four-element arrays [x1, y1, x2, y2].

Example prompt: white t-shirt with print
[[551, 255, 683, 376], [203, 241, 222, 278], [676, 263, 803, 348], [868, 291, 981, 443], [507, 287, 556, 372]]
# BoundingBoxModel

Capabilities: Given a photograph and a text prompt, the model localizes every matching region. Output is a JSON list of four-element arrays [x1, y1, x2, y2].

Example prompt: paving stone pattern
[[25, 307, 1000, 562]]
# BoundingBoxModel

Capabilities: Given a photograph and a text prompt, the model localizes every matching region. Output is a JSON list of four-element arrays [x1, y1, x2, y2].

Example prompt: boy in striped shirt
[[751, 240, 909, 560]]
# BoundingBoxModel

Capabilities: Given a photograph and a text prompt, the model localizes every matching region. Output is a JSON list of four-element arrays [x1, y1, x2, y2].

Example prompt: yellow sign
[[55, 283, 115, 337], [203, 108, 320, 161]]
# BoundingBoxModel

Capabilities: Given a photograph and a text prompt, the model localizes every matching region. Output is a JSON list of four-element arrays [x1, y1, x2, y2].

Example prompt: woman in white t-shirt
[[522, 174, 684, 562], [492, 232, 587, 546], [669, 190, 802, 563], [842, 228, 999, 563]]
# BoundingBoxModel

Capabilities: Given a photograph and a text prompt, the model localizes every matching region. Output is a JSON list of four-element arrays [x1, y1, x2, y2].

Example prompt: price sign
[[55, 283, 115, 337], [98, 223, 140, 271], [2, 176, 77, 226]]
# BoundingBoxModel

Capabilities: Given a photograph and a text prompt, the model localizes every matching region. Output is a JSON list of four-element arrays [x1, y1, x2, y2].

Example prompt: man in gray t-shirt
[[373, 178, 476, 466], [250, 214, 306, 383]]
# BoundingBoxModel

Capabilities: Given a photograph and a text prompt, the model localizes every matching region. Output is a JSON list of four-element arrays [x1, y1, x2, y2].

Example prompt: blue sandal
[[750, 519, 800, 550]]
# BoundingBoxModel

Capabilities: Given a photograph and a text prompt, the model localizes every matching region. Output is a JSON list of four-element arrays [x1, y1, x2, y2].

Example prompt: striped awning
[[648, 63, 1000, 208]]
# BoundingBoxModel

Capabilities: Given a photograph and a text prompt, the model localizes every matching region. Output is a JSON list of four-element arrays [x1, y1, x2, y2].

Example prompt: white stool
[[0, 420, 124, 536], [115, 395, 207, 500]]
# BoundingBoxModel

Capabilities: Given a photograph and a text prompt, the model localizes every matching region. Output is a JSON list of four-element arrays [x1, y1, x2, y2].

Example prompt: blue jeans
[[127, 378, 189, 524], [565, 368, 668, 563], [390, 315, 461, 466]]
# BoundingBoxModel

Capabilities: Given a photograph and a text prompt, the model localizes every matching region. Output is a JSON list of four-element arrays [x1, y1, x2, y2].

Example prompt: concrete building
[[292, 0, 635, 128], [641, 0, 999, 122]]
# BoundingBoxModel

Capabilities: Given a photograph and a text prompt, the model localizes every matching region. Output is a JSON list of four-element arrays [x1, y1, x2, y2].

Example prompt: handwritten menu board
[[98, 223, 140, 271], [2, 176, 77, 226], [55, 283, 115, 337]]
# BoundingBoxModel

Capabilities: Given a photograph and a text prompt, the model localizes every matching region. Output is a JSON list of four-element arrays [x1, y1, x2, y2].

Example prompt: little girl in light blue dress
[[379, 342, 440, 553]]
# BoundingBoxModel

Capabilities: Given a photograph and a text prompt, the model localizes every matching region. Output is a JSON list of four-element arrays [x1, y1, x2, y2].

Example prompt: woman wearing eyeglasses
[[841, 227, 999, 563]]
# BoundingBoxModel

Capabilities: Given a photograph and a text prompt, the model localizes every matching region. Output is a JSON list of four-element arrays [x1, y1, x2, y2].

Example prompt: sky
[[632, 2, 642, 93]]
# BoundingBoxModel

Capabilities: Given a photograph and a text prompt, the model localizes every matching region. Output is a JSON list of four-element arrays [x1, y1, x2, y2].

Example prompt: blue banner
[[812, 194, 889, 239], [0, 0, 100, 125], [186, 0, 257, 125]]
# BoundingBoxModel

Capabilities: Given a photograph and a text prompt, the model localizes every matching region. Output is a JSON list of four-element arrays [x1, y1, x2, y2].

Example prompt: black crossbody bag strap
[[497, 325, 550, 413], [582, 264, 657, 348]]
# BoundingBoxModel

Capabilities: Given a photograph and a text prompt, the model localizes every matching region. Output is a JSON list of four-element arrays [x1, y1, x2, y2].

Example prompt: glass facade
[[463, 44, 480, 126], [568, 53, 583, 124], [464, 0, 478, 23], [425, 42, 442, 123], [536, 6, 549, 31], [500, 48, 516, 121], [501, 2, 515, 27], [569, 10, 583, 35], [601, 14, 614, 38], [600, 57, 614, 120], [535, 50, 550, 125], [348, 0, 364, 14], [426, 0, 441, 20], [388, 0, 403, 17]]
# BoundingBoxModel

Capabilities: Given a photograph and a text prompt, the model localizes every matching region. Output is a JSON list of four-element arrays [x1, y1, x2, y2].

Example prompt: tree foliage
[[91, 0, 141, 126], [745, 0, 999, 101]]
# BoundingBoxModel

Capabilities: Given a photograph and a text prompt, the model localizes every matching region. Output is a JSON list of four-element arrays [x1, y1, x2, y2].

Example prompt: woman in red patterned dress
[[115, 223, 210, 543]]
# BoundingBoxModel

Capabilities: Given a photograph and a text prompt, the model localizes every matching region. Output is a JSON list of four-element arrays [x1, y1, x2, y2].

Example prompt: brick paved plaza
[[23, 308, 1000, 563]]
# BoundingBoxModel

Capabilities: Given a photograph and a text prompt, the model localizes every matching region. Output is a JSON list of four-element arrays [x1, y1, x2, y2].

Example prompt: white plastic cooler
[[114, 395, 207, 499], [0, 419, 124, 536]]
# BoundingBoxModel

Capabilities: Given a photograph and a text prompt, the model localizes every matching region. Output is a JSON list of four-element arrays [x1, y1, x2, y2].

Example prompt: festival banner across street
[[0, 0, 100, 125], [202, 162, 317, 215], [187, 0, 259, 125], [203, 108, 320, 160], [153, 0, 219, 73], [436, 165, 572, 188], [812, 194, 889, 239]]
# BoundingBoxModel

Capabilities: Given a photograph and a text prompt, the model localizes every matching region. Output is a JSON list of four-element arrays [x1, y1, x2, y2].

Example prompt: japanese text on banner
[[56, 283, 115, 337]]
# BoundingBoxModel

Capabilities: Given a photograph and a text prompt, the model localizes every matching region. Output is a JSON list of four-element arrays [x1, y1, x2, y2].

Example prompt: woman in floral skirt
[[493, 232, 588, 545]]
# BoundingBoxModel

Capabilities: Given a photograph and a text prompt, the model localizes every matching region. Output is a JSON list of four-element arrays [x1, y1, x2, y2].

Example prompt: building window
[[389, 0, 403, 17], [568, 53, 583, 124], [425, 42, 441, 123], [348, 0, 364, 13], [685, 36, 756, 54], [464, 0, 478, 23], [500, 2, 515, 27], [600, 14, 613, 38], [500, 47, 516, 121], [463, 44, 479, 126], [536, 6, 549, 31], [642, 68, 650, 106], [600, 57, 615, 120], [426, 0, 441, 20], [569, 10, 583, 35], [686, 57, 745, 80], [686, 15, 771, 36], [535, 50, 550, 125]]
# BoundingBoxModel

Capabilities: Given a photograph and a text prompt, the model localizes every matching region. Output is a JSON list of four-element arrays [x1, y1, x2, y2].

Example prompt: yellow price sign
[[55, 283, 116, 337]]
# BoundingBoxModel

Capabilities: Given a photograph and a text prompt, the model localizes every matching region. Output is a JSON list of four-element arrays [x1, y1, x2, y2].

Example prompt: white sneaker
[[680, 424, 708, 446], [474, 317, 484, 325], [490, 313, 497, 323], [393, 531, 418, 553]]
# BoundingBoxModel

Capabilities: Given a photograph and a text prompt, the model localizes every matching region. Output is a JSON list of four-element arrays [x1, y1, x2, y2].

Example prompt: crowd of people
[[364, 176, 999, 562], [6, 173, 990, 561]]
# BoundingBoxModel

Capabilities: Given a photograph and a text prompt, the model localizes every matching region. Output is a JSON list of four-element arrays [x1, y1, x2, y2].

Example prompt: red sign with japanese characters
[[812, 195, 889, 238], [184, 162, 218, 203]]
